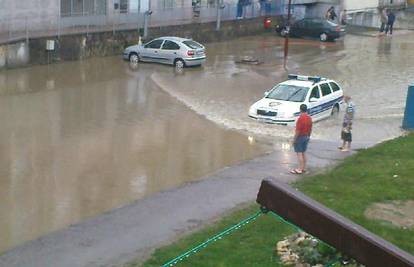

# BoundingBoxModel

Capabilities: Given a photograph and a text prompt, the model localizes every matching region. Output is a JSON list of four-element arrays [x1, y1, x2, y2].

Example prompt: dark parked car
[[276, 18, 346, 42]]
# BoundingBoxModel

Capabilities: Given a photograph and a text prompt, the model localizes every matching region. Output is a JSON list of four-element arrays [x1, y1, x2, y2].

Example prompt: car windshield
[[183, 40, 203, 49], [266, 84, 309, 102]]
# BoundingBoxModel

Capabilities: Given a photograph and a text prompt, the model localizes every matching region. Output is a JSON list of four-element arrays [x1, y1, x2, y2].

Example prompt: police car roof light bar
[[288, 74, 322, 84]]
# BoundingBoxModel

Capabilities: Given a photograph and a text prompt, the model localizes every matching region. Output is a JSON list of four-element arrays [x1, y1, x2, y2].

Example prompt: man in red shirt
[[291, 104, 312, 174]]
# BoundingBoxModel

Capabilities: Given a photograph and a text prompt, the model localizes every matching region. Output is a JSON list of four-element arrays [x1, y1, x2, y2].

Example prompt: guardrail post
[[57, 14, 61, 38], [86, 12, 90, 34], [112, 12, 115, 36], [402, 84, 414, 130], [8, 17, 11, 42], [25, 16, 28, 43]]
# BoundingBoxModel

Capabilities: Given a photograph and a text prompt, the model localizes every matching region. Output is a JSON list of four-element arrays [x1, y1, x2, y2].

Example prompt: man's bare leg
[[298, 152, 305, 172], [341, 141, 350, 152], [302, 152, 307, 172]]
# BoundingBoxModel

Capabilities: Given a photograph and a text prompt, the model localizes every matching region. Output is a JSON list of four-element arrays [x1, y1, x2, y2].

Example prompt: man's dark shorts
[[341, 131, 352, 142], [294, 136, 310, 153]]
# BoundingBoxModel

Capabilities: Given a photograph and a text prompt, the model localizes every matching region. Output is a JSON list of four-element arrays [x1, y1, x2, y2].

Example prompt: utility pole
[[143, 11, 149, 38], [283, 0, 292, 70], [216, 0, 224, 31], [142, 0, 152, 39], [216, 0, 221, 31]]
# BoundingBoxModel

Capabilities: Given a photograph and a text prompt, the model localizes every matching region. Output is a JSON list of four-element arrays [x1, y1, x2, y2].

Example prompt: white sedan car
[[249, 74, 344, 126], [123, 36, 206, 68]]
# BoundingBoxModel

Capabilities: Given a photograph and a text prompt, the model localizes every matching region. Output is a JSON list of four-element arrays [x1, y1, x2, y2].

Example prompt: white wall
[[0, 0, 60, 32], [344, 0, 378, 11], [3, 0, 59, 19]]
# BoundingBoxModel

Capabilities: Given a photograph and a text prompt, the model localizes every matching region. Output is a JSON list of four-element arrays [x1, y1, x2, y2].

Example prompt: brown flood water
[[0, 58, 268, 253], [3, 31, 414, 254]]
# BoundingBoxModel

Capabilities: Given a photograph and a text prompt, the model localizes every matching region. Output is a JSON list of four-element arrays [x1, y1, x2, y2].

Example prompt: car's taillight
[[187, 50, 195, 56]]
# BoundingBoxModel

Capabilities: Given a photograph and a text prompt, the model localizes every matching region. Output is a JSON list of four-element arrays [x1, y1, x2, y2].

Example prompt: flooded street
[[154, 33, 414, 143], [1, 31, 414, 254], [0, 59, 268, 253]]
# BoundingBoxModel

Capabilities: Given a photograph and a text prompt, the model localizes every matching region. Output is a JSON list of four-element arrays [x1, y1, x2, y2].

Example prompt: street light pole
[[283, 0, 292, 70], [143, 11, 149, 38], [216, 0, 221, 31], [143, 0, 152, 39], [216, 0, 225, 31]]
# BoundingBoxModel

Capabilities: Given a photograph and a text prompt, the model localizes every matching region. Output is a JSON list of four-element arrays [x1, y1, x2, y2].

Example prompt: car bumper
[[330, 31, 346, 39], [248, 114, 296, 126], [184, 57, 206, 66]]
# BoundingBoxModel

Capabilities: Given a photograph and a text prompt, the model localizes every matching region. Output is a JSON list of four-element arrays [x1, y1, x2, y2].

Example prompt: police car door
[[308, 85, 323, 121], [319, 82, 334, 119]]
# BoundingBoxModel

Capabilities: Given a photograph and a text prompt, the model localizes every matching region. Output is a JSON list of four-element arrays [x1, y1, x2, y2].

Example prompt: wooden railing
[[256, 179, 414, 267]]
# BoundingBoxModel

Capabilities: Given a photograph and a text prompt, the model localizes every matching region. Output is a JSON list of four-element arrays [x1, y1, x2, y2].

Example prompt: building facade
[[0, 0, 170, 40], [281, 0, 341, 21], [344, 0, 407, 11], [344, 0, 409, 28]]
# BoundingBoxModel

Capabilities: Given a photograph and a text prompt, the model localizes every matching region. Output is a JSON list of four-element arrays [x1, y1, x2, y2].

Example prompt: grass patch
[[295, 134, 414, 254], [136, 134, 414, 266], [135, 205, 294, 267]]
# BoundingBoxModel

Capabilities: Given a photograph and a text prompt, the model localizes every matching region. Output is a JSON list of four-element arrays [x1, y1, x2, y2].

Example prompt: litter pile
[[276, 232, 363, 267], [235, 56, 262, 65]]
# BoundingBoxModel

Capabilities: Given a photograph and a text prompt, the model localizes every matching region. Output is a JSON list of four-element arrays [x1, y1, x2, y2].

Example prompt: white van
[[248, 74, 344, 126]]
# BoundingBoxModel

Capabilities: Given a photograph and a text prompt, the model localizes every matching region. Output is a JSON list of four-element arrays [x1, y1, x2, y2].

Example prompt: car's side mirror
[[309, 97, 318, 102], [264, 91, 270, 97]]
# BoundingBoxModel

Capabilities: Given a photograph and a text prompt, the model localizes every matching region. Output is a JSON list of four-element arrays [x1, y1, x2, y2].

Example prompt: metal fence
[[0, 3, 284, 45]]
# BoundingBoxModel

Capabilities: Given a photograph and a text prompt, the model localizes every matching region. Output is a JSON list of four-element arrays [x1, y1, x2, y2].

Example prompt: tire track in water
[[151, 72, 294, 143]]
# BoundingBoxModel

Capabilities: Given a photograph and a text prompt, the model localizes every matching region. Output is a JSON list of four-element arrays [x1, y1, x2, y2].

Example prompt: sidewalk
[[0, 139, 367, 267], [347, 25, 414, 37]]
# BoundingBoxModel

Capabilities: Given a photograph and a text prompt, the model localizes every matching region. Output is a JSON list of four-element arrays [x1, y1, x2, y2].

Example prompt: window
[[159, 0, 175, 9], [61, 0, 71, 16], [120, 0, 128, 13], [311, 19, 324, 27], [84, 0, 94, 15], [309, 86, 320, 99], [329, 82, 340, 92], [266, 84, 309, 102], [95, 0, 106, 14], [325, 20, 338, 27], [73, 0, 83, 14], [162, 40, 180, 50], [61, 0, 107, 16], [320, 83, 332, 96], [145, 40, 164, 49], [182, 40, 203, 49]]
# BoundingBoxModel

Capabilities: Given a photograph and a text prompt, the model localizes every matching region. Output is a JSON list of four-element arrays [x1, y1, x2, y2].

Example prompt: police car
[[248, 74, 344, 125]]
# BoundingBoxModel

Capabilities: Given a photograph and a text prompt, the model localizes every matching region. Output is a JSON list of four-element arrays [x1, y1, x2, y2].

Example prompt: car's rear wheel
[[129, 53, 139, 63], [320, 33, 328, 42], [174, 58, 185, 69], [331, 104, 339, 117]]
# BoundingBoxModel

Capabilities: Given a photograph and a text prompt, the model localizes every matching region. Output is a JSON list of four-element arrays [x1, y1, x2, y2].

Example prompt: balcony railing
[[0, 3, 285, 45], [379, 0, 407, 8]]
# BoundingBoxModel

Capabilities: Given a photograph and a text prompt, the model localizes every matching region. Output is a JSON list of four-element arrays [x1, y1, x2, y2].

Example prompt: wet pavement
[[1, 30, 414, 266]]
